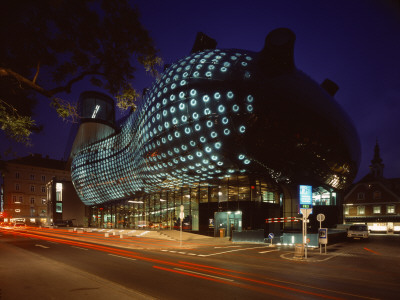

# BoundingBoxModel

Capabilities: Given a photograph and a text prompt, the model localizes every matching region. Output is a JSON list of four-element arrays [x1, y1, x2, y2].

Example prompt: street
[[1, 228, 399, 299]]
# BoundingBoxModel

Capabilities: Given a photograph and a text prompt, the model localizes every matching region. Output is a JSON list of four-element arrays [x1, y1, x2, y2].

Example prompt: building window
[[41, 186, 46, 193], [30, 185, 35, 192], [357, 192, 364, 200], [19, 196, 23, 203], [42, 198, 46, 205], [344, 206, 350, 215], [387, 205, 395, 214], [15, 184, 20, 191], [373, 191, 381, 200], [41, 175, 46, 182], [373, 206, 381, 214], [15, 172, 20, 179], [12, 196, 17, 203], [56, 183, 63, 202], [357, 206, 365, 215], [30, 174, 35, 180], [30, 197, 35, 204], [56, 203, 63, 213]]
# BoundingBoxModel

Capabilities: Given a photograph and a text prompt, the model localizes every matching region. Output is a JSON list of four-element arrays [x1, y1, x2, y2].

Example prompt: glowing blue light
[[180, 80, 187, 86], [220, 67, 227, 72], [247, 104, 253, 112], [168, 135, 173, 141], [205, 147, 212, 153], [196, 64, 202, 70], [163, 98, 167, 105], [204, 108, 211, 115], [190, 99, 197, 106], [200, 59, 206, 63], [241, 62, 248, 67], [183, 72, 189, 78], [181, 145, 187, 150], [179, 92, 185, 98], [175, 131, 181, 138], [211, 132, 217, 138], [195, 124, 201, 131], [190, 89, 197, 96], [205, 71, 212, 77], [215, 142, 221, 149], [164, 122, 170, 129], [171, 83, 176, 89], [247, 95, 254, 102], [203, 95, 210, 103], [188, 155, 194, 160], [181, 115, 187, 122], [170, 94, 175, 101], [244, 71, 251, 79], [193, 112, 199, 120], [162, 137, 166, 144], [222, 117, 229, 124], [206, 121, 213, 128], [227, 91, 234, 99], [196, 151, 203, 157], [179, 103, 185, 110], [246, 56, 252, 61], [238, 154, 245, 160], [214, 92, 221, 100], [208, 65, 215, 70], [163, 110, 167, 117], [212, 156, 219, 161], [193, 71, 199, 77], [200, 136, 206, 143], [170, 107, 176, 113], [174, 147, 179, 153], [224, 62, 231, 67], [239, 125, 246, 133], [190, 140, 196, 147], [172, 118, 178, 125], [218, 105, 225, 113], [233, 104, 239, 112], [224, 129, 230, 135], [163, 87, 168, 93]]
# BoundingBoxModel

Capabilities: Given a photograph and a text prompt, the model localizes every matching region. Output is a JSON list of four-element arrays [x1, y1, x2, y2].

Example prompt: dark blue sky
[[2, 0, 399, 181]]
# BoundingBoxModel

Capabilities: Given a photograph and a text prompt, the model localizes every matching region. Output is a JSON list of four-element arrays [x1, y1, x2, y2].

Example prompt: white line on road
[[174, 268, 235, 282], [107, 254, 136, 261], [35, 244, 49, 249], [259, 249, 279, 254], [214, 245, 241, 248], [198, 246, 268, 257], [71, 246, 88, 250]]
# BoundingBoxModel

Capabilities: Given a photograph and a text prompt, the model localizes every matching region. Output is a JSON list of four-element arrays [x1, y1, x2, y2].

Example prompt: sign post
[[299, 185, 313, 259], [268, 233, 274, 246], [179, 205, 184, 247], [316, 213, 326, 254]]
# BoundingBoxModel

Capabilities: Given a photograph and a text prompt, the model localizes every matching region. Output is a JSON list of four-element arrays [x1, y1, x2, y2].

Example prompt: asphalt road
[[1, 228, 399, 300]]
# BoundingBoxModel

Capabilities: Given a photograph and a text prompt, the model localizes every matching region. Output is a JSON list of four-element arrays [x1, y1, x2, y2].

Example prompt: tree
[[0, 0, 161, 145]]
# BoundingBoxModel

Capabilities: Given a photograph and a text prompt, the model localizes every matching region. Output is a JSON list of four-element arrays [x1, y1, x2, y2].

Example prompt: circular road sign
[[268, 233, 275, 239], [317, 213, 325, 222], [306, 238, 311, 243]]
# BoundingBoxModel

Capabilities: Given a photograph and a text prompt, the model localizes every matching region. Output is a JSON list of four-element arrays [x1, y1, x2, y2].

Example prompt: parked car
[[347, 224, 370, 239]]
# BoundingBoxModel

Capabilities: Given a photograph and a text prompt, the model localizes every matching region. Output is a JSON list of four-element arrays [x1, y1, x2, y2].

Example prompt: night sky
[[1, 0, 399, 182]]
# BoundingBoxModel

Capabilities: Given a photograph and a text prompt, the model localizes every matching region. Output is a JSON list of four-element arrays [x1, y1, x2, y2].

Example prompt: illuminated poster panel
[[299, 185, 312, 209]]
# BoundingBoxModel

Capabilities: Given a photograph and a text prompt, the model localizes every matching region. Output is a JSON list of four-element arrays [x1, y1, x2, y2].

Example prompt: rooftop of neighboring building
[[4, 153, 67, 170]]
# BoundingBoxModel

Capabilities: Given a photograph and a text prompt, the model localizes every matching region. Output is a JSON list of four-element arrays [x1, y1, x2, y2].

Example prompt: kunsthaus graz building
[[69, 28, 360, 236]]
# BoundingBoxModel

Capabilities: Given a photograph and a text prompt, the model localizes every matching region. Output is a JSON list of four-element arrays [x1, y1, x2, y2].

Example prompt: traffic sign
[[300, 208, 312, 219], [268, 233, 275, 239], [317, 213, 325, 222]]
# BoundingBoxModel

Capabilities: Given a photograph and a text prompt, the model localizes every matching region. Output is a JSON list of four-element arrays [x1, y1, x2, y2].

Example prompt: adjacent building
[[0, 154, 86, 227], [343, 142, 400, 232]]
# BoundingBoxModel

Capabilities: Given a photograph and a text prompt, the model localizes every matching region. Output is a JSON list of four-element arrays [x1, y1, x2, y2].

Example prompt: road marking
[[214, 245, 241, 248], [108, 254, 136, 261], [259, 249, 279, 254], [35, 244, 49, 249], [363, 247, 380, 255], [174, 268, 235, 282], [198, 246, 268, 257], [178, 252, 186, 254], [71, 246, 88, 250]]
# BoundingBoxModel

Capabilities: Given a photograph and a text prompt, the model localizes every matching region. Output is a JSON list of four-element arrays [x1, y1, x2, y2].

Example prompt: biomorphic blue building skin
[[70, 28, 360, 232]]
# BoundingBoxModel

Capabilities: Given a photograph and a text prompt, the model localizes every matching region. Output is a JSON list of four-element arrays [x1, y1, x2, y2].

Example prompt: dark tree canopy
[[0, 0, 160, 144]]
